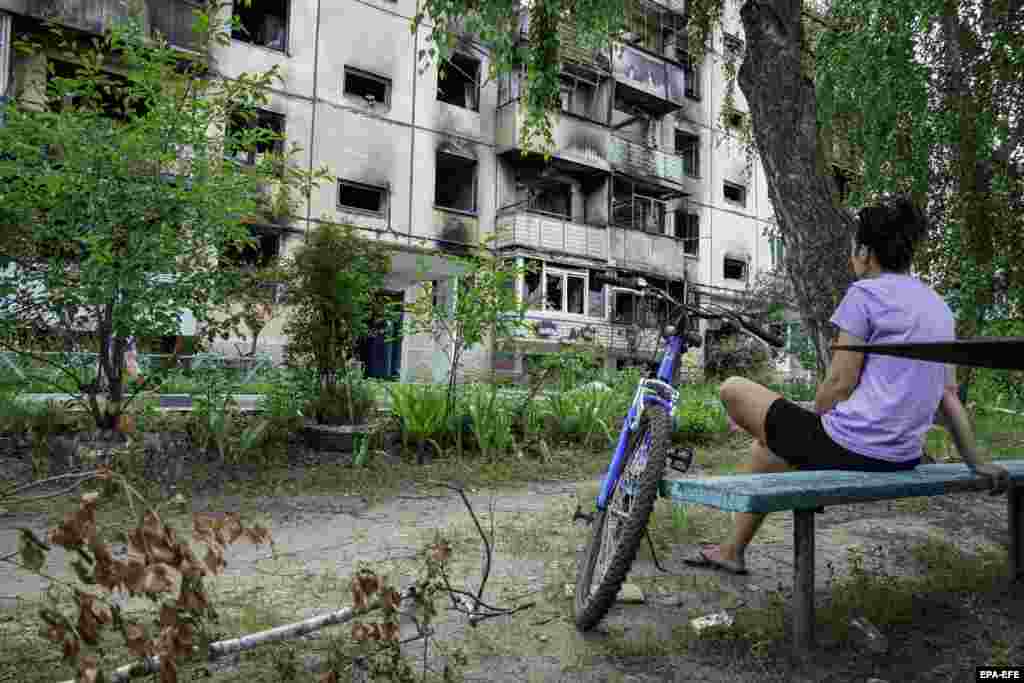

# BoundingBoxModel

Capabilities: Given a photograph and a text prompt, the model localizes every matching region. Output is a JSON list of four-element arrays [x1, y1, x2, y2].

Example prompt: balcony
[[609, 136, 685, 186], [609, 226, 698, 281], [495, 211, 607, 261], [516, 13, 611, 72], [611, 43, 686, 115], [23, 0, 202, 50], [496, 102, 611, 172]]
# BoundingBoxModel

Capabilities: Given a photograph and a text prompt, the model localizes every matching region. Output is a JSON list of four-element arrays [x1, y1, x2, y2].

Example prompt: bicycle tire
[[574, 403, 671, 631]]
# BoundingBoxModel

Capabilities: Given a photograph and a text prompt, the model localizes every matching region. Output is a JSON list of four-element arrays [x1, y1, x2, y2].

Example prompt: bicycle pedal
[[667, 447, 695, 474]]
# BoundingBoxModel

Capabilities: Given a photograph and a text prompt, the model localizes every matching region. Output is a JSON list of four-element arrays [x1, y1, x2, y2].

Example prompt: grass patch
[[708, 536, 1011, 658]]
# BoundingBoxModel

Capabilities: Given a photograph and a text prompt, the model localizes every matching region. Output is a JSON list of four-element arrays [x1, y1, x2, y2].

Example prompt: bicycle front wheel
[[574, 403, 671, 631]]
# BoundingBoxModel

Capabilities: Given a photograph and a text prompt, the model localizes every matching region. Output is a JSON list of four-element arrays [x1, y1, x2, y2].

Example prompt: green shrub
[[387, 383, 449, 455], [464, 384, 515, 459], [673, 394, 727, 444]]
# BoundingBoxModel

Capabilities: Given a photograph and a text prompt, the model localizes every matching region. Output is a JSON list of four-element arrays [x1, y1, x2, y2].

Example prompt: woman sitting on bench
[[687, 195, 1010, 575]]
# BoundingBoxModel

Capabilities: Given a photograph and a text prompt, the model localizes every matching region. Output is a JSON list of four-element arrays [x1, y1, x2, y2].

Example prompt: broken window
[[524, 260, 544, 311], [232, 0, 288, 51], [227, 108, 285, 167], [723, 257, 747, 281], [612, 177, 667, 233], [682, 54, 700, 100], [437, 53, 480, 111], [723, 181, 746, 206], [47, 60, 141, 120], [589, 273, 606, 319], [559, 74, 597, 119], [529, 181, 572, 218], [612, 290, 639, 324], [338, 180, 387, 215], [675, 211, 699, 256], [543, 268, 587, 315], [223, 228, 280, 269], [675, 130, 700, 177], [434, 152, 477, 213], [344, 67, 390, 108]]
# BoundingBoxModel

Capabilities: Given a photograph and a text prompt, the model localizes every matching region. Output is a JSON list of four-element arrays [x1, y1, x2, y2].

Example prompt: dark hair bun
[[855, 195, 928, 272]]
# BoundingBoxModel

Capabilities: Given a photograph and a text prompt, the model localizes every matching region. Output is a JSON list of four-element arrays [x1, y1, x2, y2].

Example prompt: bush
[[703, 332, 775, 383]]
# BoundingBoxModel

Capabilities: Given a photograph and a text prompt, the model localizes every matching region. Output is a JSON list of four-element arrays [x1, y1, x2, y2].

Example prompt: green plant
[[188, 370, 239, 463], [403, 245, 529, 418], [387, 383, 449, 457], [282, 222, 392, 426], [673, 395, 727, 444], [0, 15, 330, 431], [465, 384, 515, 459]]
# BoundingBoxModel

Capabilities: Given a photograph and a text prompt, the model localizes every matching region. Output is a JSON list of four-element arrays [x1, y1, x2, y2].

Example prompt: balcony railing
[[495, 211, 607, 261], [611, 43, 686, 112], [496, 102, 611, 172], [609, 226, 698, 280], [611, 196, 671, 233], [609, 136, 685, 185]]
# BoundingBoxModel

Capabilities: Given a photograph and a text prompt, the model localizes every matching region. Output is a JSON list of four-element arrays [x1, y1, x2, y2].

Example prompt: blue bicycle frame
[[595, 333, 686, 510]]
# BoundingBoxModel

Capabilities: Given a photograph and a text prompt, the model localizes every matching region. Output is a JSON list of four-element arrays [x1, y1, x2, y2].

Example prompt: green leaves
[[18, 528, 50, 572]]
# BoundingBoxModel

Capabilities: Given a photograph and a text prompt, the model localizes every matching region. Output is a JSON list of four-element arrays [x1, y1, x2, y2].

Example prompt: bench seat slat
[[659, 460, 1024, 513]]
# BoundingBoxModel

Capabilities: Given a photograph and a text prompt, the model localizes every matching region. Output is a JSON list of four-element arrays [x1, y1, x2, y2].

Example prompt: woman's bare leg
[[708, 377, 792, 566]]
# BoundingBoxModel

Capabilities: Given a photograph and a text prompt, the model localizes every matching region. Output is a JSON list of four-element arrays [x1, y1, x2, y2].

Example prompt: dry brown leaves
[[32, 490, 273, 683], [349, 570, 401, 644]]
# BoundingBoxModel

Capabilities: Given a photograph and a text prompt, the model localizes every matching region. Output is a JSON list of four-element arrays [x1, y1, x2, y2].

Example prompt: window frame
[[343, 66, 392, 109], [543, 267, 589, 316], [674, 130, 700, 178], [723, 256, 748, 281], [723, 180, 747, 206], [226, 107, 286, 168], [231, 0, 290, 52], [437, 52, 481, 112], [337, 179, 388, 216], [434, 152, 479, 214], [675, 211, 700, 256]]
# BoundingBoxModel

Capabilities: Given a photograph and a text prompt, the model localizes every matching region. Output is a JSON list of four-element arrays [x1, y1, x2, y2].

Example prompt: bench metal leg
[[1011, 484, 1023, 582], [793, 509, 816, 654]]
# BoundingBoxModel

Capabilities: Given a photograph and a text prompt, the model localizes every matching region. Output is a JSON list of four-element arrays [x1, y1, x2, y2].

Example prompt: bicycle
[[573, 271, 785, 631]]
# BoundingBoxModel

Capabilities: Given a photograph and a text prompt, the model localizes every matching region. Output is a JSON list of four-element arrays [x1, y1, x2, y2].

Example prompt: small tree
[[282, 222, 392, 425], [403, 246, 529, 417], [0, 12, 328, 429]]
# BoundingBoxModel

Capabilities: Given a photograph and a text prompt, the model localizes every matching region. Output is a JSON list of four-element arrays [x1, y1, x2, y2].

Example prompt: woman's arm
[[934, 388, 981, 471], [935, 368, 1009, 491], [814, 331, 865, 414]]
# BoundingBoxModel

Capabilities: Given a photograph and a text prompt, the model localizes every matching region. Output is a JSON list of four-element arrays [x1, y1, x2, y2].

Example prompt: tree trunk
[[737, 0, 855, 378]]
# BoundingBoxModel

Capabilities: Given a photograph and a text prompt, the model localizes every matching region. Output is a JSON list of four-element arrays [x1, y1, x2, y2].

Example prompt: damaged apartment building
[[0, 0, 787, 382]]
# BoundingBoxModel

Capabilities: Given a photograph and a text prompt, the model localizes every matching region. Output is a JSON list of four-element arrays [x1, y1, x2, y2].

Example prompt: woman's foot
[[683, 544, 748, 575]]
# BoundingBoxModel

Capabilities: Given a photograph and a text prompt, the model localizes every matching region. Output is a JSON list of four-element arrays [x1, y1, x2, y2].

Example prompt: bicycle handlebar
[[591, 271, 786, 349]]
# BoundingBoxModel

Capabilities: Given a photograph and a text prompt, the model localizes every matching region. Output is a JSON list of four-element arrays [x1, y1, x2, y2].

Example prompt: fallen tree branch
[[55, 590, 414, 683]]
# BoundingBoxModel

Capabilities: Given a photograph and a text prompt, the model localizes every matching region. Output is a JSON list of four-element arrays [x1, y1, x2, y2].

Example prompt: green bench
[[659, 461, 1024, 653]]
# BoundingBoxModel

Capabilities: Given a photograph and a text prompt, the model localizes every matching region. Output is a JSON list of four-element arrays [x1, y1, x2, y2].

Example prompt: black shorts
[[763, 398, 919, 472]]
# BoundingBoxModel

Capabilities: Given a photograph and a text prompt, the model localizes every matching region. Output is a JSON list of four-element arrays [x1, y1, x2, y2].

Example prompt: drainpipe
[[0, 11, 11, 103], [303, 0, 323, 243], [405, 0, 421, 248]]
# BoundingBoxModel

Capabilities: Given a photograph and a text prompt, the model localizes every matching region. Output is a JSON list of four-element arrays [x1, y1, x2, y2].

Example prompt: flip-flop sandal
[[683, 548, 749, 575]]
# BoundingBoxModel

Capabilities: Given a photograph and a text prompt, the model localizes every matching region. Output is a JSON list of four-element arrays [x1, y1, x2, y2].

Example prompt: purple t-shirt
[[822, 274, 954, 463]]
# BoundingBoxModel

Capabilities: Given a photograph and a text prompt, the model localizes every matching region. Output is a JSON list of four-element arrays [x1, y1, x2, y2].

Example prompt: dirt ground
[[1, 452, 1022, 682]]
